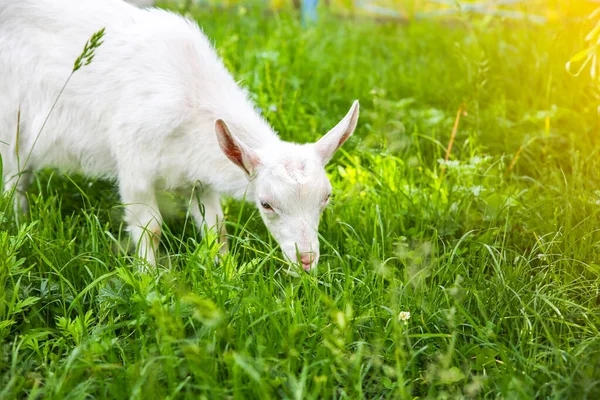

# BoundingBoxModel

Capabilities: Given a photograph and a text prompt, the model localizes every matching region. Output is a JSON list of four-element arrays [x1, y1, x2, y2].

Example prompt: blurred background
[[127, 0, 599, 23]]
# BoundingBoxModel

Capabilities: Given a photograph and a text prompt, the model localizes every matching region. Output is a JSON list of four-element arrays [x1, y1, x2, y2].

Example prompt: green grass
[[2, 4, 600, 399]]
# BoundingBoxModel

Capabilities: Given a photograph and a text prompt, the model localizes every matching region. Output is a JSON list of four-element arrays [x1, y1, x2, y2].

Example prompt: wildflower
[[469, 155, 490, 166], [470, 185, 484, 196], [398, 311, 411, 324], [268, 104, 278, 112], [469, 155, 483, 165], [438, 159, 460, 168]]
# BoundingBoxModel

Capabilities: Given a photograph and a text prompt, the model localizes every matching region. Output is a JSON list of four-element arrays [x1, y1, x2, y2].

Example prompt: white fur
[[0, 0, 359, 270]]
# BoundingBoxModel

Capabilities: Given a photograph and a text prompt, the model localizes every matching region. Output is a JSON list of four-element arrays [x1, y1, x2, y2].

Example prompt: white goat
[[0, 0, 359, 270]]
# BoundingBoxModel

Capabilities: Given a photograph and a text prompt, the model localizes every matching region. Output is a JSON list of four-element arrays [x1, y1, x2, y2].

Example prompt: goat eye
[[260, 201, 273, 211], [325, 194, 331, 202]]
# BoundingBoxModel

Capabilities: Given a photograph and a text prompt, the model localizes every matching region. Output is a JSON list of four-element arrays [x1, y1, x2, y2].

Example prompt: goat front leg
[[188, 186, 228, 255], [120, 177, 162, 268]]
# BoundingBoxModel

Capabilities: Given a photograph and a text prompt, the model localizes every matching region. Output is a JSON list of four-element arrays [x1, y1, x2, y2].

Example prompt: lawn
[[1, 3, 600, 399]]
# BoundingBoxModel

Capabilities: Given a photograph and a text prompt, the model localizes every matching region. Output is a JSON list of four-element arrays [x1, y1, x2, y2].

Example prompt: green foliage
[[1, 5, 600, 399]]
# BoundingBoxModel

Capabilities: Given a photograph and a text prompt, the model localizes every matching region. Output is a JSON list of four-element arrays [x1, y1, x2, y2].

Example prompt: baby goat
[[0, 0, 359, 270]]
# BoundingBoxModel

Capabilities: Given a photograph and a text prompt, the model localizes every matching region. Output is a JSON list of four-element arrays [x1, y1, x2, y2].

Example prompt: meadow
[[1, 3, 600, 399]]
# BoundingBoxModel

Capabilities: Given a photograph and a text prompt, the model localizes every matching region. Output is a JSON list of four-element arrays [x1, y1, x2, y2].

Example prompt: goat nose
[[300, 253, 315, 271]]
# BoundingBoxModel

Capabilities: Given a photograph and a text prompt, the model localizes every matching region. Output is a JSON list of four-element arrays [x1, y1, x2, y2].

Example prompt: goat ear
[[314, 100, 359, 165], [215, 119, 260, 177]]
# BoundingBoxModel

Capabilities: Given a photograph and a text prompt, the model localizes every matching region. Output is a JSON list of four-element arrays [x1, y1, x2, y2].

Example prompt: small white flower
[[398, 311, 411, 324], [469, 155, 483, 165], [438, 159, 460, 168], [268, 104, 278, 112], [470, 185, 484, 197]]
